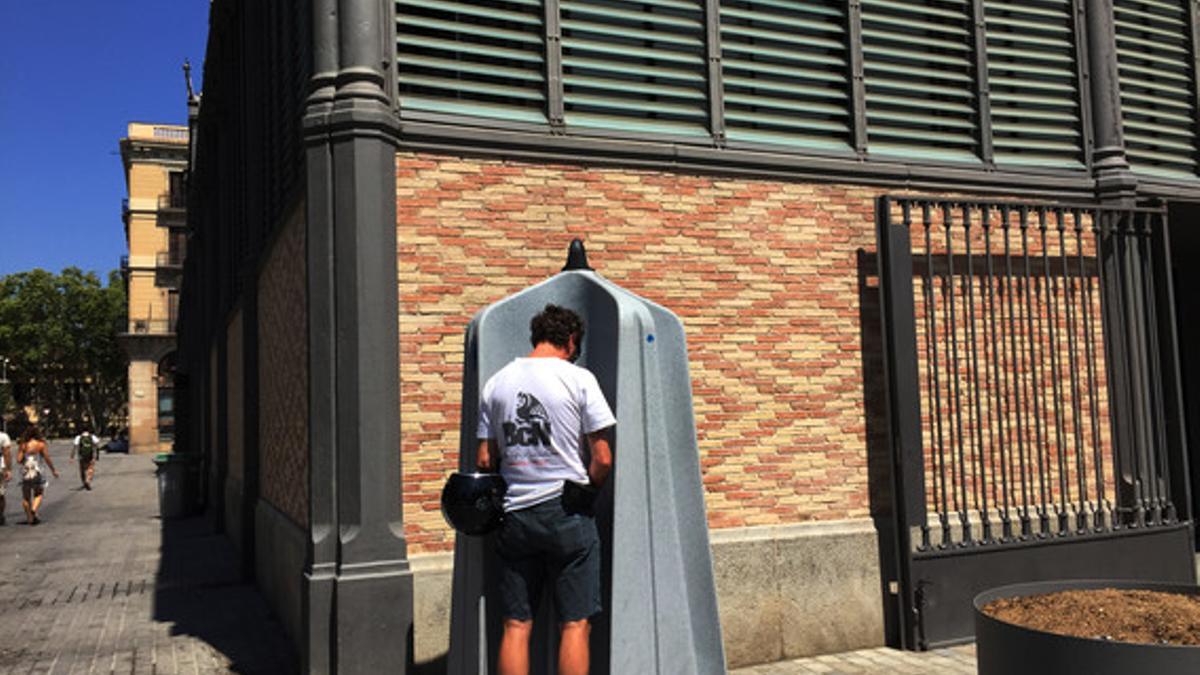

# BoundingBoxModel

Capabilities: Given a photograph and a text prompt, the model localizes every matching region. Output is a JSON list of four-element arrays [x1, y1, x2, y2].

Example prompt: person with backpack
[[17, 425, 58, 525], [71, 423, 101, 490]]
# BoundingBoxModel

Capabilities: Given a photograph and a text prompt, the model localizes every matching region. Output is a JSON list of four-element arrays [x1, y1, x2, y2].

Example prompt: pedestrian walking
[[0, 429, 12, 525], [71, 423, 101, 490], [16, 425, 58, 525], [476, 304, 615, 675]]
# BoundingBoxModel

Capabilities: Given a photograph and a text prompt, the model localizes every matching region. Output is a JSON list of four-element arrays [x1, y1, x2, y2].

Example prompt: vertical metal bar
[[1025, 207, 1051, 536], [964, 205, 991, 543], [1062, 210, 1089, 532], [969, 0, 994, 165], [946, 205, 971, 544], [876, 196, 925, 651], [1005, 207, 1033, 538], [847, 0, 869, 156], [545, 0, 565, 129], [1106, 212, 1143, 526], [704, 0, 725, 146], [1079, 211, 1108, 530], [1121, 212, 1152, 525], [909, 202, 932, 552], [1149, 208, 1193, 524], [1043, 209, 1070, 534], [1138, 211, 1168, 524], [984, 207, 1011, 540], [924, 203, 952, 548]]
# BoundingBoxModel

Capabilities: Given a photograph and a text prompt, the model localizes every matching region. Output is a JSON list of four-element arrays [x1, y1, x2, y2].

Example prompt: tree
[[0, 268, 127, 436]]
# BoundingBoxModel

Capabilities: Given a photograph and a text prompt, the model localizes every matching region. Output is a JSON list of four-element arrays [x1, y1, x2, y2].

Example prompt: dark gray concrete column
[[302, 0, 412, 671], [301, 1, 340, 673], [328, 0, 412, 671], [1085, 0, 1138, 201]]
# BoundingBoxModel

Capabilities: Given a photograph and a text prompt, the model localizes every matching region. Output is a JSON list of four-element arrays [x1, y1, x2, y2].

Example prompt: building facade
[[119, 123, 189, 454], [180, 0, 1200, 672]]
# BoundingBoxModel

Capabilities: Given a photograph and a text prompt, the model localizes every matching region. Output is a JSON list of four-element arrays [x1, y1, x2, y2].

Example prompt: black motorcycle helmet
[[440, 472, 507, 536]]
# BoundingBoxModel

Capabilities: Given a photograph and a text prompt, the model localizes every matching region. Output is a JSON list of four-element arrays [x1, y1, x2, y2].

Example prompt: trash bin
[[154, 453, 198, 519]]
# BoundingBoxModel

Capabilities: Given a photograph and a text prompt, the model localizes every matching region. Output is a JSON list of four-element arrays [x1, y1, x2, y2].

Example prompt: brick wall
[[397, 152, 886, 554], [258, 214, 310, 527]]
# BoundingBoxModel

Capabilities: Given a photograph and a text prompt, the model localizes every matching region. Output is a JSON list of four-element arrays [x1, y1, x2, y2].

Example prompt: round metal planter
[[975, 579, 1200, 675]]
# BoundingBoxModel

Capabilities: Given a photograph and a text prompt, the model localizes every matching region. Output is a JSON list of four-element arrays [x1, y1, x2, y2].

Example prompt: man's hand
[[2, 469, 9, 483], [52, 469, 60, 479], [476, 439, 498, 473]]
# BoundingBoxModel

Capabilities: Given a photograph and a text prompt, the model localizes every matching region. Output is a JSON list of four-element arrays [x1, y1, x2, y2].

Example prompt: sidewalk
[[731, 644, 976, 674], [0, 441, 295, 674]]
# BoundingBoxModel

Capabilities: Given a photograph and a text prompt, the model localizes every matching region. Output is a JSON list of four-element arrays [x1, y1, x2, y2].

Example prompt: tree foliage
[[0, 268, 127, 436]]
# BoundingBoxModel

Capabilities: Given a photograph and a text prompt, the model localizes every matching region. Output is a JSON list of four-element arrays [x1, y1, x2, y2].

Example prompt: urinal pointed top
[[562, 238, 593, 272]]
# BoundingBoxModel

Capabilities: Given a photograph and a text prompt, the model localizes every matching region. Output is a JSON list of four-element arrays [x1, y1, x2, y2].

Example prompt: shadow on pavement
[[154, 514, 298, 673]]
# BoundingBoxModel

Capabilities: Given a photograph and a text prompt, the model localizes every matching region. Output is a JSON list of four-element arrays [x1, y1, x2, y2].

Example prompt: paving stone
[[0, 443, 295, 675]]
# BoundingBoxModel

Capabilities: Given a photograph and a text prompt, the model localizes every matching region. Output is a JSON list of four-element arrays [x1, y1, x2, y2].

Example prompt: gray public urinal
[[446, 240, 726, 675]]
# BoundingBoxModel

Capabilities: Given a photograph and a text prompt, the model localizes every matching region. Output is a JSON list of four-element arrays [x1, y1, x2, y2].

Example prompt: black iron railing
[[123, 319, 176, 335]]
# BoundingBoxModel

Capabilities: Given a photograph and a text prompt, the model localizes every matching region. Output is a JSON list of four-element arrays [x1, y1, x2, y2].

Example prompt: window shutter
[[719, 0, 852, 151], [1114, 0, 1198, 178], [984, 0, 1085, 168], [560, 0, 709, 136], [861, 0, 980, 162], [396, 0, 548, 124]]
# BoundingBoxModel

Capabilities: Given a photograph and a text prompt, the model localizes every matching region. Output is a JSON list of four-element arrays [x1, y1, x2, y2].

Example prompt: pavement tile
[[0, 442, 295, 675]]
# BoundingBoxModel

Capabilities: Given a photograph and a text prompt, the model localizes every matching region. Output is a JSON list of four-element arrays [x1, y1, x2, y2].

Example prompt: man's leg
[[85, 460, 95, 488], [498, 618, 533, 675], [0, 492, 6, 525], [559, 619, 591, 675], [79, 459, 87, 487]]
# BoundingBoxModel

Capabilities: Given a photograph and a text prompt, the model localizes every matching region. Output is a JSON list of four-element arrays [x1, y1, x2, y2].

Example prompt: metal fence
[[877, 195, 1192, 647]]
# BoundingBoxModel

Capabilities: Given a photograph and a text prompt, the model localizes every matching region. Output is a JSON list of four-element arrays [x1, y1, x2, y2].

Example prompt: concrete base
[[710, 520, 886, 668], [408, 519, 887, 673], [255, 499, 306, 652]]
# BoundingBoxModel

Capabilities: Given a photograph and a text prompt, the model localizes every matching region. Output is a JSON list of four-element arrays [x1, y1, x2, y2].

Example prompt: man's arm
[[1, 442, 10, 482], [586, 428, 613, 487], [476, 439, 498, 473]]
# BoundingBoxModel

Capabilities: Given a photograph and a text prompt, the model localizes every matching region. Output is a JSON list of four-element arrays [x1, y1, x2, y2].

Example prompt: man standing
[[71, 424, 101, 490], [0, 429, 11, 525], [477, 304, 615, 675]]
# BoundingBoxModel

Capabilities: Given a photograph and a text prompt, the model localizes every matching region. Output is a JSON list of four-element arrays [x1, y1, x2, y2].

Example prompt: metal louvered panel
[[1114, 0, 1198, 178], [861, 0, 980, 162], [396, 0, 547, 124], [719, 0, 852, 151], [561, 0, 708, 136], [984, 0, 1084, 168]]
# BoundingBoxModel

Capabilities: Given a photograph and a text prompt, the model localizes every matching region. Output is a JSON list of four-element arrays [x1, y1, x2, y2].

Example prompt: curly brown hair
[[529, 304, 584, 351]]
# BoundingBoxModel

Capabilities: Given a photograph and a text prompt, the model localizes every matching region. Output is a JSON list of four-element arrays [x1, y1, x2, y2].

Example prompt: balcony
[[157, 250, 185, 269], [122, 318, 176, 336], [158, 193, 186, 211]]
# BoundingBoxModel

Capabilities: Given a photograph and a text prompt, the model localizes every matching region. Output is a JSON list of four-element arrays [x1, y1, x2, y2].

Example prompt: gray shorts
[[495, 498, 602, 622]]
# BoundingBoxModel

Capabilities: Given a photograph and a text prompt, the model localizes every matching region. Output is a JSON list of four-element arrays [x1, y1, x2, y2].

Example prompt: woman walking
[[16, 426, 59, 525]]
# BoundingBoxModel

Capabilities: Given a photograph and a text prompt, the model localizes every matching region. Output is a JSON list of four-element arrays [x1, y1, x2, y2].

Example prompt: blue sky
[[0, 2, 210, 278]]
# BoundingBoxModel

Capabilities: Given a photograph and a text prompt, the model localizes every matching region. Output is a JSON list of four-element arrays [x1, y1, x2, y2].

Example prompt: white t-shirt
[[478, 357, 616, 512], [0, 432, 10, 470]]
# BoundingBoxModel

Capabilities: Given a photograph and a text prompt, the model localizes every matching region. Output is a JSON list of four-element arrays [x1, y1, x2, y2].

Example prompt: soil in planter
[[984, 589, 1200, 646]]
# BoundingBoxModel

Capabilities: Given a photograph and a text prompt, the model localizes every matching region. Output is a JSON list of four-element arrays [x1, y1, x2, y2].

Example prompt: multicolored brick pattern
[[397, 152, 886, 553], [258, 215, 310, 527]]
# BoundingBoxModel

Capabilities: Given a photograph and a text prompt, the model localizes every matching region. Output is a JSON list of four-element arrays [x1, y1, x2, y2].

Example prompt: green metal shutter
[[719, 0, 853, 152], [861, 0, 980, 162], [1114, 0, 1198, 178], [984, 0, 1084, 168], [560, 0, 709, 136], [396, 0, 547, 124]]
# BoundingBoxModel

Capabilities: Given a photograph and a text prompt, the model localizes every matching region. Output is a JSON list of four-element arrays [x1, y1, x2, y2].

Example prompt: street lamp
[[0, 357, 9, 433]]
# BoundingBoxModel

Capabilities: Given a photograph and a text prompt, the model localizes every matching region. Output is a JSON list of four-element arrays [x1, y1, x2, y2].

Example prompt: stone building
[[119, 122, 189, 453], [178, 0, 1200, 672]]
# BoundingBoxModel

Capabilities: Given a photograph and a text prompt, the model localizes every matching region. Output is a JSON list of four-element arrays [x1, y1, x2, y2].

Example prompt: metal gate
[[876, 196, 1194, 649]]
